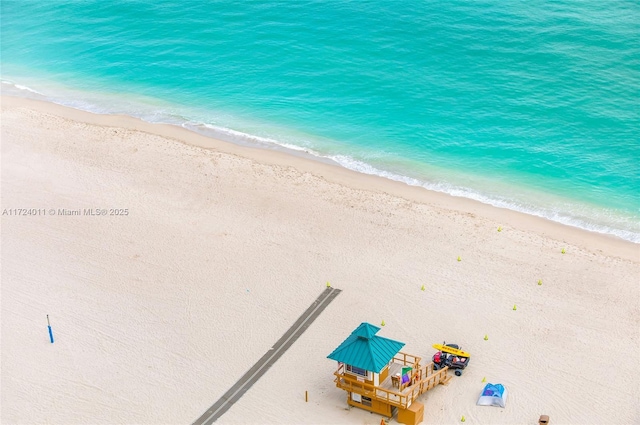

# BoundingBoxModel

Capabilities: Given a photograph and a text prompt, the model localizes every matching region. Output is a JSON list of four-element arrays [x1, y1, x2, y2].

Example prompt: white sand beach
[[1, 96, 639, 424]]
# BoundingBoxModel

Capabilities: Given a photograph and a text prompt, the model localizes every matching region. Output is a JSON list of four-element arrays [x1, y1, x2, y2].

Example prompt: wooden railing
[[333, 359, 450, 410], [392, 352, 421, 369], [401, 363, 451, 405]]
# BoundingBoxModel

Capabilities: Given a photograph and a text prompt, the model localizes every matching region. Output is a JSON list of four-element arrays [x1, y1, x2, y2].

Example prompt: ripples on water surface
[[1, 1, 639, 241]]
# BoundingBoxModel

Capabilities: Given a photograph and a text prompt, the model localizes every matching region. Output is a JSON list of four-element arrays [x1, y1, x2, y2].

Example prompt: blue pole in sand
[[47, 314, 54, 343]]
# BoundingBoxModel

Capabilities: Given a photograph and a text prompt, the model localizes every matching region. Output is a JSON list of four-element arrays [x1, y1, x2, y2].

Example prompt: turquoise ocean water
[[2, 1, 639, 242]]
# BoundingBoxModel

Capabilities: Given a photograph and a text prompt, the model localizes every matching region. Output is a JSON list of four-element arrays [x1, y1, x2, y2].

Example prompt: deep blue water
[[2, 1, 639, 241]]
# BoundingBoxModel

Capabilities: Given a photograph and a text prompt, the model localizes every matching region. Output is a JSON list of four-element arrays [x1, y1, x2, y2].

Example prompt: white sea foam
[[14, 84, 43, 95], [183, 122, 333, 162], [3, 82, 638, 243], [1, 80, 44, 96], [327, 155, 640, 243]]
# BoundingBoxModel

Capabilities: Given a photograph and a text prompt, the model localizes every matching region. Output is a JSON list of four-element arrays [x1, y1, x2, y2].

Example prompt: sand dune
[[1, 96, 638, 424]]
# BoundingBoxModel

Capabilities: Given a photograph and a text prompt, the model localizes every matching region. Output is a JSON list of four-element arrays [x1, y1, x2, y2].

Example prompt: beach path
[[193, 287, 342, 424]]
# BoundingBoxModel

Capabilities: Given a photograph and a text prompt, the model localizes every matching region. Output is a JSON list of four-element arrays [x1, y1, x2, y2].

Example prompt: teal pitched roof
[[327, 322, 405, 373]]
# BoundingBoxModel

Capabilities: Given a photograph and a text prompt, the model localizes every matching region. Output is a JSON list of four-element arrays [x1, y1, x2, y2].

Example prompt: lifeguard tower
[[327, 323, 451, 425]]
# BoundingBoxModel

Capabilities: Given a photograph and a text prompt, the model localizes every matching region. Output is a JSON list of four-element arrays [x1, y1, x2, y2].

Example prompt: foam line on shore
[[2, 83, 638, 244]]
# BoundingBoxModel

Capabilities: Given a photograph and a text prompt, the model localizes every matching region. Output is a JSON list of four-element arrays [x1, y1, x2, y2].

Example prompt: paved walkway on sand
[[193, 286, 342, 425]]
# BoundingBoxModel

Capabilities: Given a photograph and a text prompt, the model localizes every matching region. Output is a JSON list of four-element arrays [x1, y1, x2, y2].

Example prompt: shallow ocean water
[[2, 1, 638, 241]]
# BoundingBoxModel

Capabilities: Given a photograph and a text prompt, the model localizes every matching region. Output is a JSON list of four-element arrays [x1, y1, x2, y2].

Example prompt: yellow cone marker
[[497, 226, 502, 232], [381, 320, 385, 326], [421, 285, 425, 291], [457, 256, 462, 262], [482, 376, 486, 383], [326, 281, 331, 288], [561, 248, 566, 254], [538, 279, 542, 286], [513, 304, 517, 311], [484, 334, 488, 341], [461, 415, 466, 422]]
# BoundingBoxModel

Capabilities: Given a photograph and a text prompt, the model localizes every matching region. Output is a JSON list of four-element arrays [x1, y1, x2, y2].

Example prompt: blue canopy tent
[[477, 383, 507, 408]]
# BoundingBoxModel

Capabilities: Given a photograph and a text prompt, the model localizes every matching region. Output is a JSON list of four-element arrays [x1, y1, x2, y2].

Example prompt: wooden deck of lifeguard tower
[[333, 352, 451, 413]]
